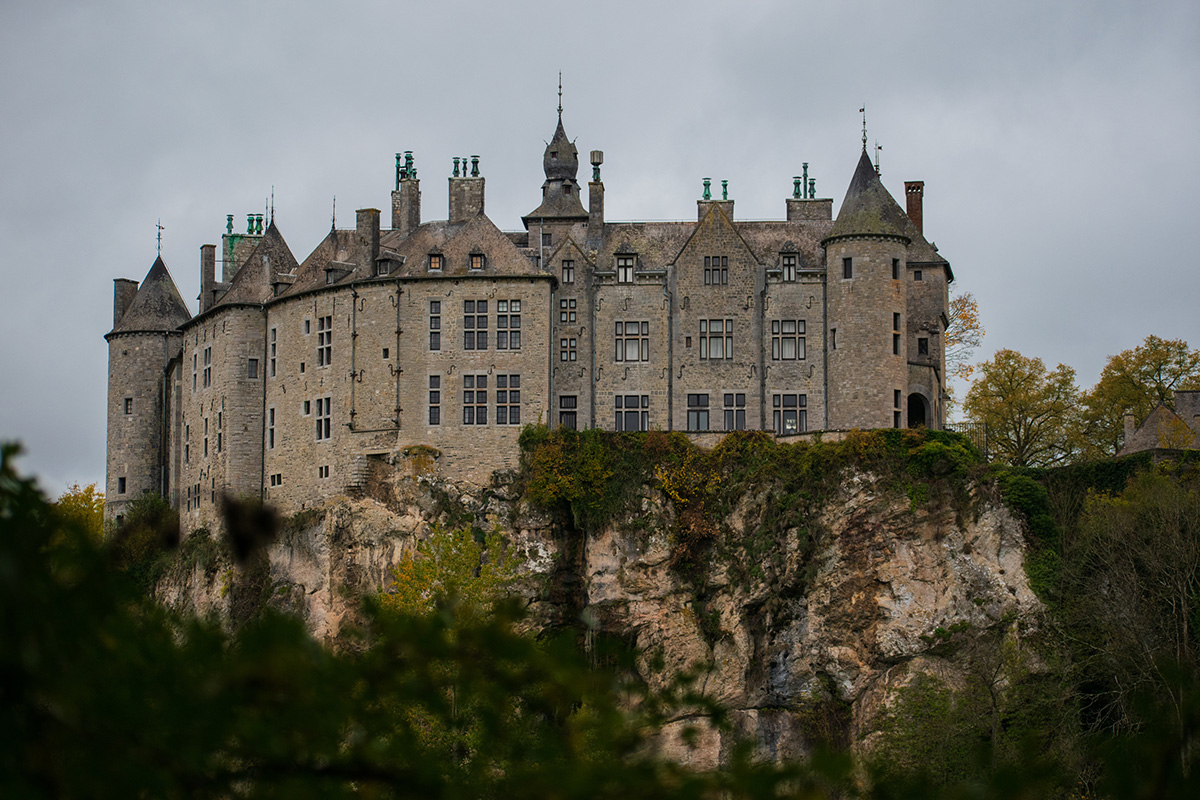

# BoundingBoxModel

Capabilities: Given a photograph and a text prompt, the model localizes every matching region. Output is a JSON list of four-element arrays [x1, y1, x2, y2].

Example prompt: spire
[[523, 109, 588, 229], [826, 149, 912, 242], [557, 71, 563, 121], [107, 255, 192, 336]]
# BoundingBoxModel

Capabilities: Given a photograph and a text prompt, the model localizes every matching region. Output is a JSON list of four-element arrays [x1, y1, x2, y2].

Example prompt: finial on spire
[[557, 71, 563, 120], [874, 140, 882, 176], [270, 186, 275, 224], [156, 219, 164, 254], [860, 105, 867, 151], [331, 196, 336, 231]]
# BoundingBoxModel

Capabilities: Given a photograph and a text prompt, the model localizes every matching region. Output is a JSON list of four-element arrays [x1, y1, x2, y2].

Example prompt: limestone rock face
[[158, 469, 1039, 766]]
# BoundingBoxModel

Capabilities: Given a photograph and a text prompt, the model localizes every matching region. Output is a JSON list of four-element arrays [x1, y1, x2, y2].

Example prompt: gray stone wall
[[824, 235, 909, 430], [105, 331, 180, 520]]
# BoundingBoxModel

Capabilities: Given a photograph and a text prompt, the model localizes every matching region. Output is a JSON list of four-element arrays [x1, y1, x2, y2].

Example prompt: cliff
[[157, 430, 1041, 766]]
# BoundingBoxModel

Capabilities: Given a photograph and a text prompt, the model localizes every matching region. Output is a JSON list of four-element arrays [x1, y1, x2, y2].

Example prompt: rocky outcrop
[[158, 464, 1040, 766]]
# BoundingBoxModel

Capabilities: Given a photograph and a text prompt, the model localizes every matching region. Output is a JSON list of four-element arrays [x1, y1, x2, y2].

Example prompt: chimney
[[113, 278, 138, 326], [448, 155, 484, 224], [588, 150, 604, 247], [905, 181, 924, 235], [199, 244, 216, 312], [392, 151, 421, 236], [356, 208, 381, 272], [697, 178, 734, 222], [1124, 412, 1137, 444]]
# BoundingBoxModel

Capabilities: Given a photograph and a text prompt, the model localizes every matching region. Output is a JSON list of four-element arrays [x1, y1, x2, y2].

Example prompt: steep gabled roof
[[826, 150, 913, 242], [108, 256, 192, 336], [382, 213, 548, 280], [216, 221, 301, 306]]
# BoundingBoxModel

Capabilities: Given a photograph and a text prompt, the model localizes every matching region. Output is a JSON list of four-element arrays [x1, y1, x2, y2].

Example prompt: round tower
[[105, 256, 191, 522], [823, 150, 911, 430]]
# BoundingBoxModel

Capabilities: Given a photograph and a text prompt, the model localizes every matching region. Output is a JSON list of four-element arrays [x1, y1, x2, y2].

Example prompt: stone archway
[[907, 393, 929, 428]]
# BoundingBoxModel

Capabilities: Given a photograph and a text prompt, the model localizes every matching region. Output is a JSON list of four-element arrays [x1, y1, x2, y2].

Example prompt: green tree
[[382, 525, 515, 618], [963, 349, 1079, 467], [1078, 335, 1200, 458]]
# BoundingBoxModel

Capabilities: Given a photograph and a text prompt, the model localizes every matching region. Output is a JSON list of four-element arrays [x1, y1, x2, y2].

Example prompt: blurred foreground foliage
[[4, 440, 1200, 798]]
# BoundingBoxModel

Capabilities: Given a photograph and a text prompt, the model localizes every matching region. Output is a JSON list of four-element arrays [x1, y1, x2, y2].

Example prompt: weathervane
[[270, 186, 275, 225], [557, 71, 563, 120], [156, 219, 164, 254], [874, 140, 882, 176], [331, 196, 337, 231], [860, 105, 867, 150]]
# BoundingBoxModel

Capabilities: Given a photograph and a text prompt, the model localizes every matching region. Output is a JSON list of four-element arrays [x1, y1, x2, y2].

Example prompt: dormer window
[[563, 185, 571, 195], [470, 253, 485, 271], [550, 151, 558, 160], [781, 253, 797, 282], [617, 255, 635, 283], [429, 253, 443, 271]]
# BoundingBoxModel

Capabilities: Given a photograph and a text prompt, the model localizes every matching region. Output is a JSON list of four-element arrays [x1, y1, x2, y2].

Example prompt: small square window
[[914, 269, 923, 281], [123, 397, 133, 415], [429, 253, 443, 271], [470, 253, 485, 271], [382, 348, 389, 360]]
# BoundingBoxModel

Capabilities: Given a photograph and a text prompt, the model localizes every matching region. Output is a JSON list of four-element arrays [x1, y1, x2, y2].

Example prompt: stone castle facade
[[105, 113, 954, 526]]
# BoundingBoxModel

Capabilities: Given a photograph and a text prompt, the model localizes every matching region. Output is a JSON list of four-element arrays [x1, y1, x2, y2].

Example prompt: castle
[[104, 112, 953, 526]]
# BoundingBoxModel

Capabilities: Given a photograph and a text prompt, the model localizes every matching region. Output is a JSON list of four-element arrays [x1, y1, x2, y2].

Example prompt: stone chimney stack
[[199, 244, 216, 313], [905, 181, 925, 235], [1124, 412, 1137, 444], [392, 151, 421, 237], [113, 278, 138, 327], [355, 208, 381, 271], [588, 150, 604, 247], [448, 155, 485, 224]]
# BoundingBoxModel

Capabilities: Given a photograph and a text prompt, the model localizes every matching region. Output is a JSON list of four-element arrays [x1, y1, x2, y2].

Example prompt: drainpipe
[[350, 289, 358, 430], [260, 304, 268, 502], [759, 273, 768, 432], [822, 272, 829, 431], [664, 280, 673, 431]]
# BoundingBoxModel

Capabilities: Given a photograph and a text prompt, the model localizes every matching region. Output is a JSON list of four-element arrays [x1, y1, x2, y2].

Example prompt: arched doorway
[[907, 393, 928, 428]]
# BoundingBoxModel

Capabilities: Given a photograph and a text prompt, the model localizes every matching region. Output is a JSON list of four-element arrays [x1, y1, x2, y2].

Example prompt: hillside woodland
[[7, 432, 1200, 798]]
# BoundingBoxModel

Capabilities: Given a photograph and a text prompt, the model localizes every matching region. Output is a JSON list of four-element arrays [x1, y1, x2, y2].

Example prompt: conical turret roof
[[109, 256, 192, 335], [826, 150, 913, 242], [544, 116, 579, 181]]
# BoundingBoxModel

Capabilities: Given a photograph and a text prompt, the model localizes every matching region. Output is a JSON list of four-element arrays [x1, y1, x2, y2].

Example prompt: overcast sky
[[2, 0, 1197, 494]]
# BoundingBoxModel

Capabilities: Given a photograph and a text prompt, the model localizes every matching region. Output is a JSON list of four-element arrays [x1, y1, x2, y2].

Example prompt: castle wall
[[177, 307, 267, 531], [824, 236, 910, 430], [593, 269, 671, 431], [763, 271, 827, 433], [105, 331, 180, 520], [670, 207, 764, 432], [906, 262, 950, 428]]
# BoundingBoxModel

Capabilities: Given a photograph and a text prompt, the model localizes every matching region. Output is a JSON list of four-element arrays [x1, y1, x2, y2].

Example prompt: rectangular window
[[269, 327, 277, 377], [560, 337, 577, 362], [117, 477, 126, 494], [268, 408, 275, 449], [463, 300, 488, 350], [703, 255, 728, 286], [770, 320, 806, 360], [541, 232, 552, 247], [782, 253, 797, 282], [496, 300, 521, 350], [248, 358, 258, 379], [687, 394, 709, 431], [496, 374, 521, 425], [318, 465, 330, 479], [124, 397, 133, 415], [203, 346, 212, 387], [895, 411, 902, 428], [559, 395, 577, 430], [382, 348, 389, 360], [892, 258, 900, 280], [616, 255, 635, 283], [192, 353, 197, 391], [428, 375, 441, 425], [315, 396, 332, 440], [699, 319, 733, 360], [562, 260, 574, 284], [772, 394, 808, 435], [269, 473, 283, 487], [893, 313, 902, 354], [724, 393, 746, 431], [894, 390, 902, 408], [300, 362, 305, 374], [470, 253, 485, 271], [429, 300, 441, 351], [317, 316, 332, 366], [559, 298, 576, 323], [831, 328, 837, 350], [894, 392, 902, 428], [304, 319, 311, 334], [428, 253, 443, 271], [843, 257, 853, 279], [918, 337, 929, 356], [914, 269, 923, 281], [614, 394, 649, 432], [615, 321, 650, 363], [303, 400, 311, 416], [893, 333, 901, 355], [462, 374, 488, 425]]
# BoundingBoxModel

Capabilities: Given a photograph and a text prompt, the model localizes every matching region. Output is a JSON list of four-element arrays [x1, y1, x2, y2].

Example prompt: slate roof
[[215, 222, 301, 306], [827, 149, 913, 242], [378, 213, 548, 280], [108, 256, 192, 336]]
